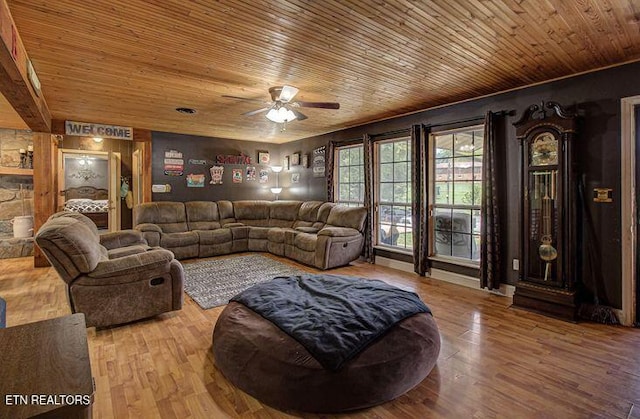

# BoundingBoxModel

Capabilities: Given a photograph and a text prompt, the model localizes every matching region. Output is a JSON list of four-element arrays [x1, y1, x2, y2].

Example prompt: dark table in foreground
[[0, 313, 94, 418]]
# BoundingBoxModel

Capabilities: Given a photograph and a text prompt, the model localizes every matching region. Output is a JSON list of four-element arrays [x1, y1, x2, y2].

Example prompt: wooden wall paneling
[[6, 0, 640, 143], [0, 0, 50, 132], [133, 129, 152, 203], [33, 132, 56, 267]]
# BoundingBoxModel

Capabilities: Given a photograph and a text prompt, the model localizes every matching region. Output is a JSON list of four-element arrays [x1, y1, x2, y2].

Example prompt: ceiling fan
[[223, 85, 340, 127]]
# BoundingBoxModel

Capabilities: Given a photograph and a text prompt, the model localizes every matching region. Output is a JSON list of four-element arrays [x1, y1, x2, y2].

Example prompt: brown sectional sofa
[[133, 200, 368, 270]]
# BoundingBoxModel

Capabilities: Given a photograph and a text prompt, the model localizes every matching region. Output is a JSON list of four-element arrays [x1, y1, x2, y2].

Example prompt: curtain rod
[[424, 115, 484, 130], [424, 109, 511, 130], [339, 110, 511, 144]]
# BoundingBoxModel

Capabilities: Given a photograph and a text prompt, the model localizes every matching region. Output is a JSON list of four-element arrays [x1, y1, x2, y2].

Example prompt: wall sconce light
[[270, 165, 283, 200], [92, 137, 104, 143]]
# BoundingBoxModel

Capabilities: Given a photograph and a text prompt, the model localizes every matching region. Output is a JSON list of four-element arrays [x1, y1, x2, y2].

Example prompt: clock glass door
[[527, 166, 560, 285]]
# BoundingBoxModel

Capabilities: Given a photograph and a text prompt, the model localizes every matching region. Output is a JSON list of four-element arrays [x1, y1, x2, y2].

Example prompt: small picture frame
[[301, 153, 309, 168], [284, 155, 290, 170], [291, 152, 300, 166], [258, 151, 270, 165], [291, 173, 300, 183]]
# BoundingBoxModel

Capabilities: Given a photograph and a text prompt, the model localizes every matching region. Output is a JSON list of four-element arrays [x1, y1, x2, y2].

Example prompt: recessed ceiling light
[[175, 107, 197, 114]]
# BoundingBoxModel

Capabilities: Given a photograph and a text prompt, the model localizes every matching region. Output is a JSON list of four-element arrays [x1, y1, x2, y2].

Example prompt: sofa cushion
[[107, 245, 152, 259], [186, 201, 221, 230], [249, 227, 271, 240], [234, 201, 271, 227], [269, 201, 302, 228], [35, 215, 107, 282], [326, 206, 367, 232], [299, 201, 324, 221], [135, 202, 189, 233], [217, 200, 236, 225], [49, 211, 99, 236], [267, 227, 294, 243], [317, 203, 336, 224], [196, 229, 232, 245], [318, 226, 361, 237], [312, 202, 336, 230], [294, 233, 317, 252], [293, 201, 324, 229], [295, 226, 320, 234], [160, 231, 199, 247]]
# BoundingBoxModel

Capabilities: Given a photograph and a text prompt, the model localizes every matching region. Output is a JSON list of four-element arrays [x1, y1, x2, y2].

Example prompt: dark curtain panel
[[362, 134, 375, 262], [411, 124, 430, 275], [480, 111, 502, 289], [326, 141, 336, 202]]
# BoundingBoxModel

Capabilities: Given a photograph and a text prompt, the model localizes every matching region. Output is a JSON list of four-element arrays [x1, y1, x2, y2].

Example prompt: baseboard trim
[[374, 256, 515, 298]]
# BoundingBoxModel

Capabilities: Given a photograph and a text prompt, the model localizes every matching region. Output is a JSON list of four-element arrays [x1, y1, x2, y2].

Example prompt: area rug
[[182, 254, 308, 309]]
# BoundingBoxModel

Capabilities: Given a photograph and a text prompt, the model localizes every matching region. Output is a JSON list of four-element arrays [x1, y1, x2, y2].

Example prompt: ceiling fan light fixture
[[265, 106, 297, 123]]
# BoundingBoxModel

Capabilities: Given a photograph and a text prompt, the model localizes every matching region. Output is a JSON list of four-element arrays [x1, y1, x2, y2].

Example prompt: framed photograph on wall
[[291, 152, 300, 166], [301, 153, 309, 168], [284, 155, 290, 170], [258, 151, 270, 165], [312, 146, 326, 177]]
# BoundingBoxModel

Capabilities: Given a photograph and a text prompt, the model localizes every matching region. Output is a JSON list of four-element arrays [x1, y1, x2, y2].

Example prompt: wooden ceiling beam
[[0, 0, 50, 132]]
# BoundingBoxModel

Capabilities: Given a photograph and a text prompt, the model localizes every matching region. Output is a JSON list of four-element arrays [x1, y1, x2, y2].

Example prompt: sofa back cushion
[[269, 201, 302, 228], [35, 215, 107, 283], [233, 200, 270, 227], [313, 202, 336, 230], [326, 205, 367, 232], [185, 201, 221, 230], [217, 200, 236, 225], [134, 202, 188, 233], [293, 201, 324, 228], [48, 211, 100, 236]]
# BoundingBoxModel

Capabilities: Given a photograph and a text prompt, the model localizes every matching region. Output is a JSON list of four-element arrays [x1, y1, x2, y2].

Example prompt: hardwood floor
[[1, 254, 640, 418]]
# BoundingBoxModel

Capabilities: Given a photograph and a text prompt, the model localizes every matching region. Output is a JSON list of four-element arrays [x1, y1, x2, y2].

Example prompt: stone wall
[[0, 129, 35, 258]]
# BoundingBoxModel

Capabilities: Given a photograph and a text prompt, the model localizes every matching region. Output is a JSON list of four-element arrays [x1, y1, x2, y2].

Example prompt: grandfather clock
[[512, 101, 579, 321]]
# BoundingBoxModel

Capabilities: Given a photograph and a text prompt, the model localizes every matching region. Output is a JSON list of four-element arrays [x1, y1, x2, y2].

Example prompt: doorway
[[621, 95, 640, 326], [58, 149, 121, 231], [636, 104, 640, 325]]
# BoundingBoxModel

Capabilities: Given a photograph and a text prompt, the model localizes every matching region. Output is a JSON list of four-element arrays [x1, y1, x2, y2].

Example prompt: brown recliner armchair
[[35, 212, 184, 328]]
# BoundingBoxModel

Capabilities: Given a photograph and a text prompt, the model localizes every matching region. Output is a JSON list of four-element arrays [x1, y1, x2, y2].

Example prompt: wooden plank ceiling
[[4, 0, 640, 143]]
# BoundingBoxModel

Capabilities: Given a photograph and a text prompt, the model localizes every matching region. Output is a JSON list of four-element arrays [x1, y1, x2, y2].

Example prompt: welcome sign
[[65, 120, 133, 140]]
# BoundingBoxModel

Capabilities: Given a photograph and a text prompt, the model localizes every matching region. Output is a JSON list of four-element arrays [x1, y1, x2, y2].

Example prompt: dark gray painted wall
[[151, 61, 640, 308], [298, 61, 640, 308], [151, 132, 285, 202]]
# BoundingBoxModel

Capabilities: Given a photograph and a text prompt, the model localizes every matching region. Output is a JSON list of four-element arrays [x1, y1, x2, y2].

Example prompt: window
[[430, 125, 483, 262], [335, 144, 364, 207], [376, 137, 412, 251]]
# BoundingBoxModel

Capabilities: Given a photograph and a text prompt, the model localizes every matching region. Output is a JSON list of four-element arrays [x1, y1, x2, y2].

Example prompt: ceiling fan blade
[[291, 109, 308, 121], [222, 95, 268, 104], [279, 85, 299, 102], [295, 101, 340, 109], [242, 107, 271, 116]]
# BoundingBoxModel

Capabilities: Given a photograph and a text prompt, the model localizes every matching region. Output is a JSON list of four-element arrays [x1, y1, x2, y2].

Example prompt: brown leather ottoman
[[212, 301, 440, 413]]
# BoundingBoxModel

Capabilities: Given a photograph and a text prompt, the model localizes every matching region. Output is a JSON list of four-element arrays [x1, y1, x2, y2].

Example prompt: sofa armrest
[[86, 248, 175, 280], [295, 226, 320, 234], [100, 230, 147, 249], [135, 223, 163, 233], [222, 222, 245, 228], [318, 226, 361, 237]]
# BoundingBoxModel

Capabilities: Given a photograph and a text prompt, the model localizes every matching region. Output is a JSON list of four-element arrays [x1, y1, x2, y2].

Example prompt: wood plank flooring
[[1, 254, 640, 418]]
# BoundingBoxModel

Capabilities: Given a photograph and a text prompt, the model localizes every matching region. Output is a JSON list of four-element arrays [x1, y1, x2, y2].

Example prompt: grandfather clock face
[[529, 131, 558, 166]]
